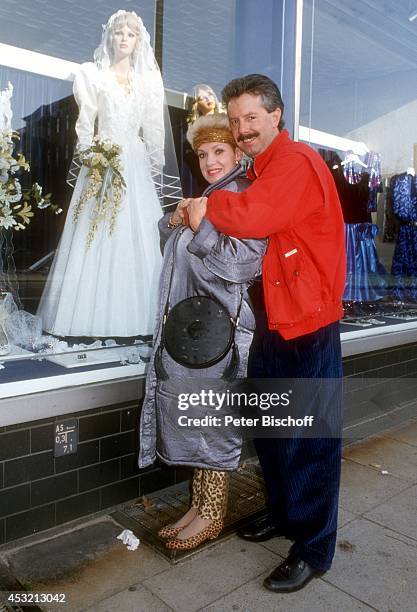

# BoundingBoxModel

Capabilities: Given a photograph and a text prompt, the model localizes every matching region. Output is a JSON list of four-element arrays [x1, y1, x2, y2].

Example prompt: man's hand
[[187, 197, 208, 231]]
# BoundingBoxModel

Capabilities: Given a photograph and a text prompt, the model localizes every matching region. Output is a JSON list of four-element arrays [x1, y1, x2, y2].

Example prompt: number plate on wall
[[54, 418, 78, 457]]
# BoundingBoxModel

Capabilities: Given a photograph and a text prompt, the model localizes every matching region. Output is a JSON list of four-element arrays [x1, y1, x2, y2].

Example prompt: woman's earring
[[235, 160, 239, 165]]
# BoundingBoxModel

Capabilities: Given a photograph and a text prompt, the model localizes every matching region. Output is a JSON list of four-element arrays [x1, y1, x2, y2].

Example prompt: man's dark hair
[[222, 74, 285, 130]]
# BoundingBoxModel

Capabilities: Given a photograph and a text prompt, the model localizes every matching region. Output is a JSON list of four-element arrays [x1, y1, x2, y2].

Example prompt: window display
[[300, 0, 417, 333], [324, 152, 388, 313], [37, 10, 181, 339], [3, 0, 415, 397], [390, 170, 417, 302], [0, 1, 292, 394]]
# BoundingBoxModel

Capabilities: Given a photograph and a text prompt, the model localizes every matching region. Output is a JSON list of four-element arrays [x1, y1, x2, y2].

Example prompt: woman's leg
[[158, 469, 201, 537], [199, 469, 229, 520], [170, 468, 203, 528], [191, 468, 204, 509], [174, 469, 229, 540]]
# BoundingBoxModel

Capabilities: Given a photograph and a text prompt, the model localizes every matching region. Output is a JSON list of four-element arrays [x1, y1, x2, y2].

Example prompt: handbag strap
[[202, 164, 246, 197], [155, 228, 184, 380]]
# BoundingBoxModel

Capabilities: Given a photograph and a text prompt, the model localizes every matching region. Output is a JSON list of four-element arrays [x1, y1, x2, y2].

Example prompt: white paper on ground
[[117, 529, 140, 551]]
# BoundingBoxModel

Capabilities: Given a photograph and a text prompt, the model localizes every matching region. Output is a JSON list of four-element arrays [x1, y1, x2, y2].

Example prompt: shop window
[[0, 2, 159, 394], [300, 0, 417, 342], [0, 0, 292, 397]]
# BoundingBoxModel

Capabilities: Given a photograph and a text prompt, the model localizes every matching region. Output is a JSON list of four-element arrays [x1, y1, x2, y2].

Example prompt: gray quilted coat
[[138, 171, 266, 471]]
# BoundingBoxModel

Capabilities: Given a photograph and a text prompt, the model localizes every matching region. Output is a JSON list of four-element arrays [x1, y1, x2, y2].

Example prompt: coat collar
[[247, 129, 290, 179]]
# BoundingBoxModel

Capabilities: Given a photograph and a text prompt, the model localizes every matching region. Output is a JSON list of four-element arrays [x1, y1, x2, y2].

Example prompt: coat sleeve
[[187, 218, 266, 283], [73, 63, 99, 150], [206, 154, 324, 238], [158, 212, 175, 251]]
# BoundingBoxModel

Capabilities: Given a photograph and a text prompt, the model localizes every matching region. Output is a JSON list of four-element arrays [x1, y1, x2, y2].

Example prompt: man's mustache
[[237, 132, 259, 143]]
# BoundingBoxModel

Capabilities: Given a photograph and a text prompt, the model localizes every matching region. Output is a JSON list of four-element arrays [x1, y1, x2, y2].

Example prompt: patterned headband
[[192, 128, 236, 152]]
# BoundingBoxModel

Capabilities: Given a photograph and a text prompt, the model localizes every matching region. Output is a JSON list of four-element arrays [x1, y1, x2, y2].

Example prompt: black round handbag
[[163, 295, 234, 368], [154, 227, 243, 380]]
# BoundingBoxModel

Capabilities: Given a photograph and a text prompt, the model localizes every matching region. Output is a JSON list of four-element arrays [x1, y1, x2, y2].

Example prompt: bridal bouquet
[[73, 136, 126, 248], [0, 130, 61, 231]]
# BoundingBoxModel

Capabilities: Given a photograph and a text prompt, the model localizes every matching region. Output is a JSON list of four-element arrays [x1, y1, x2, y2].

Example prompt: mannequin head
[[107, 11, 142, 65], [186, 84, 222, 124]]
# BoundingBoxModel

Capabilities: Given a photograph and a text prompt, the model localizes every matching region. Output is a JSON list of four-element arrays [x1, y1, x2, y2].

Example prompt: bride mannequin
[[37, 10, 181, 338]]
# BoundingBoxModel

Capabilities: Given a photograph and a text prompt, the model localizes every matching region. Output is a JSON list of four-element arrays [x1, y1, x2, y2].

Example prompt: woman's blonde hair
[[186, 84, 222, 125]]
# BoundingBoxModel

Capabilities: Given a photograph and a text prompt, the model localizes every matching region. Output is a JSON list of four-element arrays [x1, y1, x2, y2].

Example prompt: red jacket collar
[[247, 129, 290, 179]]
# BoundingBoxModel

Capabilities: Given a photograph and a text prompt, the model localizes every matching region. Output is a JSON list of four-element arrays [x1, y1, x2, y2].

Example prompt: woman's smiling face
[[197, 142, 242, 184]]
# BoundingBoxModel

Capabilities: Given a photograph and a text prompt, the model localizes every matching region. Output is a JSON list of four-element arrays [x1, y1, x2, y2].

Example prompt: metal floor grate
[[113, 462, 267, 562]]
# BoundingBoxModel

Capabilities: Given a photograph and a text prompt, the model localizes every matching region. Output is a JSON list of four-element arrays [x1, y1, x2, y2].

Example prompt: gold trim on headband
[[193, 128, 236, 151]]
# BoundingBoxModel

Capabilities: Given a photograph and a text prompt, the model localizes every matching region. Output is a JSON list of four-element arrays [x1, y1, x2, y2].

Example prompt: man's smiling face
[[227, 93, 281, 158]]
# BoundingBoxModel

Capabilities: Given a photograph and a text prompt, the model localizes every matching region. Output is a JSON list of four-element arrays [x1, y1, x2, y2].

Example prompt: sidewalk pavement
[[1, 417, 416, 612]]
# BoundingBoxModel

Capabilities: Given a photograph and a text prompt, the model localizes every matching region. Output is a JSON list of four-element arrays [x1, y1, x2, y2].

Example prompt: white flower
[[0, 208, 16, 229], [37, 198, 50, 209], [7, 181, 21, 203], [0, 157, 10, 171], [33, 182, 42, 195]]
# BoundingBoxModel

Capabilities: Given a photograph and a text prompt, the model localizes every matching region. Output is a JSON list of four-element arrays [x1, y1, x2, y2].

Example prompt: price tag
[[54, 418, 78, 457]]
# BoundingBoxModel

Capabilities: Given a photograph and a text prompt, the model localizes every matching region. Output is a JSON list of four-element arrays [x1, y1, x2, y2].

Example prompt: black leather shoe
[[238, 515, 283, 542], [263, 554, 325, 593]]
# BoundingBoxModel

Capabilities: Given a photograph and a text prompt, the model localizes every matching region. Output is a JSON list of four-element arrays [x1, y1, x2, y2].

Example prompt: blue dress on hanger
[[330, 164, 387, 302], [391, 173, 417, 302]]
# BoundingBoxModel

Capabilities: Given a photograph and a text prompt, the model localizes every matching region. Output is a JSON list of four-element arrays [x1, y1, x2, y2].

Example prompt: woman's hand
[[187, 197, 208, 231], [170, 199, 190, 225]]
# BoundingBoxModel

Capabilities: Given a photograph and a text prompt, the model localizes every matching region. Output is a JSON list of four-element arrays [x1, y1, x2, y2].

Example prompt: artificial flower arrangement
[[72, 136, 126, 248], [0, 130, 61, 231]]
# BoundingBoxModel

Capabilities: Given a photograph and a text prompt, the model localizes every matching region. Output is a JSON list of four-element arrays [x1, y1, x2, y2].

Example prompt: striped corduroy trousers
[[248, 308, 343, 571]]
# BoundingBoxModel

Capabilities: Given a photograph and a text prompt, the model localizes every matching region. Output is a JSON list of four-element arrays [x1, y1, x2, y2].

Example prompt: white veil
[[0, 82, 13, 131], [68, 10, 182, 208]]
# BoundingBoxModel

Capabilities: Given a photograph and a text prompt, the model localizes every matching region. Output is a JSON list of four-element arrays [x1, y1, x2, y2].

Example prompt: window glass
[[0, 0, 289, 390], [0, 1, 156, 61], [162, 0, 285, 96], [301, 0, 417, 332], [0, 2, 157, 378]]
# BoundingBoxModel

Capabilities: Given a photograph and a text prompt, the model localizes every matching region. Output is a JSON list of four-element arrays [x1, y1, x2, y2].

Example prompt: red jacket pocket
[[263, 236, 323, 326]]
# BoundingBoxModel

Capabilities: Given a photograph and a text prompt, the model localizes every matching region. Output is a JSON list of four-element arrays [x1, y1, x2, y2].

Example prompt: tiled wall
[[1, 342, 416, 546], [0, 402, 191, 545], [343, 343, 417, 439]]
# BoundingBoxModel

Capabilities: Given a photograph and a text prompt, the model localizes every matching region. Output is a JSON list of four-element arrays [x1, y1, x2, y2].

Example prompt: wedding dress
[[37, 62, 167, 337], [38, 10, 182, 338]]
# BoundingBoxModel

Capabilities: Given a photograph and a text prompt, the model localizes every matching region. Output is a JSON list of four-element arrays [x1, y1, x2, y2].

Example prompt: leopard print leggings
[[191, 468, 229, 520]]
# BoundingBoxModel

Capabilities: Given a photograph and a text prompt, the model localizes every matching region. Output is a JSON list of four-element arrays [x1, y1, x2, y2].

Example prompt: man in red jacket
[[187, 74, 346, 593]]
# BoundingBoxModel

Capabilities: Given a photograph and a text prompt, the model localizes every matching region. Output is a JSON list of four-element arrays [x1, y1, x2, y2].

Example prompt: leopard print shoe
[[158, 525, 183, 539], [165, 519, 224, 550]]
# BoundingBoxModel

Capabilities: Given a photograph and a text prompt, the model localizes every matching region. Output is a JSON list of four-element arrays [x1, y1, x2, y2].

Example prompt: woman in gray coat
[[138, 113, 266, 550]]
